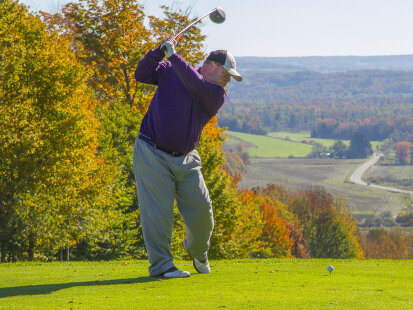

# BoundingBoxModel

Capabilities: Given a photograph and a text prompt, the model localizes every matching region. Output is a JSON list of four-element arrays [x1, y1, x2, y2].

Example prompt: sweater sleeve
[[168, 53, 226, 116], [134, 47, 167, 85]]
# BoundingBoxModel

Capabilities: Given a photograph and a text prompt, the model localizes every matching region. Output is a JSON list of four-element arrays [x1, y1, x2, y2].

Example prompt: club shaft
[[174, 9, 217, 39]]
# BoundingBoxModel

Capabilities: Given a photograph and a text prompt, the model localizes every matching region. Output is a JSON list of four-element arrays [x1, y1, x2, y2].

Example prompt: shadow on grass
[[0, 277, 159, 298]]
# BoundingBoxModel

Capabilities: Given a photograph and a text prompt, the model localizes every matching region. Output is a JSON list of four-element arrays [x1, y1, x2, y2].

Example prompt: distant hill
[[235, 55, 413, 73], [220, 55, 413, 140], [226, 70, 413, 103]]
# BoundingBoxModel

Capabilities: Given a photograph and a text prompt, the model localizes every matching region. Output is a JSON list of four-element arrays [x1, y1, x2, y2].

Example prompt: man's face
[[202, 61, 231, 88]]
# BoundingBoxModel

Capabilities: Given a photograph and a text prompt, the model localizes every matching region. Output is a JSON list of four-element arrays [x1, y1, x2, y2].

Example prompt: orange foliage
[[364, 229, 413, 259], [237, 188, 303, 258], [253, 185, 364, 259], [260, 199, 293, 257], [393, 141, 412, 165]]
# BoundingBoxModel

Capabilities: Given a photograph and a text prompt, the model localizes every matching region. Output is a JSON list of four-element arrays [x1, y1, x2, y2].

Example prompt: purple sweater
[[134, 47, 226, 154]]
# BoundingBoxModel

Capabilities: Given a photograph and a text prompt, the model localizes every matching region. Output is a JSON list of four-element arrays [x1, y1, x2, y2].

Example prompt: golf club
[[173, 7, 226, 39]]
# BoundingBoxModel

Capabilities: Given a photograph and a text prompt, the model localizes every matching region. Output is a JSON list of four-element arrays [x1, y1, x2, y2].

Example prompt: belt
[[138, 134, 185, 157]]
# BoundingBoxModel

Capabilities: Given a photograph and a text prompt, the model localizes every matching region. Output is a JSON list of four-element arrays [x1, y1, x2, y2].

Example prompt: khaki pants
[[133, 137, 213, 277]]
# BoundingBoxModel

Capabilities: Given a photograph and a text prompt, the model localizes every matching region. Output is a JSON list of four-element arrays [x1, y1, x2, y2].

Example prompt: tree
[[289, 187, 364, 259], [310, 142, 330, 158], [41, 0, 153, 107], [0, 0, 117, 262], [149, 5, 206, 67], [331, 140, 348, 158], [393, 141, 411, 165], [364, 228, 413, 259], [347, 131, 373, 158]]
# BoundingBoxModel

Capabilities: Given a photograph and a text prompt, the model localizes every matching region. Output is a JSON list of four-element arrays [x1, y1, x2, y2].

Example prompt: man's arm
[[134, 47, 167, 85], [168, 54, 226, 116]]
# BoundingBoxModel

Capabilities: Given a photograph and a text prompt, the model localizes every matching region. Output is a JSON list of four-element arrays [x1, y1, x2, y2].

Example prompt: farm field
[[364, 165, 413, 191], [225, 131, 401, 217], [0, 260, 412, 309], [269, 132, 383, 150], [225, 131, 383, 158], [268, 131, 345, 147], [225, 131, 313, 157], [238, 158, 405, 217]]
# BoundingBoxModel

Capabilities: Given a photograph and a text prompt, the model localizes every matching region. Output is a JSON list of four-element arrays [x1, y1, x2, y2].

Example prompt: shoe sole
[[163, 271, 190, 278]]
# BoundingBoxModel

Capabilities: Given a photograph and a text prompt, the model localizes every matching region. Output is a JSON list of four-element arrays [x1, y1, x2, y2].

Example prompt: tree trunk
[[60, 227, 63, 262], [123, 67, 133, 106], [66, 246, 70, 262], [1, 241, 6, 263], [28, 234, 35, 261]]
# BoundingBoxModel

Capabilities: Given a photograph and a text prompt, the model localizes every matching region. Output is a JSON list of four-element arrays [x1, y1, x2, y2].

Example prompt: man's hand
[[160, 38, 176, 59]]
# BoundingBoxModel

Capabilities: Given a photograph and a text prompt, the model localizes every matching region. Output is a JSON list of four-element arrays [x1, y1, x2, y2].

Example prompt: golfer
[[133, 38, 242, 278]]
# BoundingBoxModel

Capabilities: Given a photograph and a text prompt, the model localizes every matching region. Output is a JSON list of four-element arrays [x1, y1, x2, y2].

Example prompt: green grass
[[0, 260, 412, 309], [225, 131, 313, 157], [268, 131, 383, 151], [225, 131, 383, 158], [267, 131, 383, 151], [268, 131, 343, 147]]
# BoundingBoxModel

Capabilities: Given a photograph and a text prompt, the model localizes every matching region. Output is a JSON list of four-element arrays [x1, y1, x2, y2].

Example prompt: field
[[225, 131, 402, 216], [238, 158, 406, 218], [0, 260, 412, 309], [225, 131, 383, 158], [225, 131, 313, 157], [364, 164, 413, 191], [268, 131, 345, 147]]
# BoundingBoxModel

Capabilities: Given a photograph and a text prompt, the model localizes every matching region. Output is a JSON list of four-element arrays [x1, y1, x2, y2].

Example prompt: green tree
[[347, 131, 373, 158], [310, 142, 330, 158], [0, 0, 117, 262], [331, 140, 348, 158], [289, 187, 363, 259]]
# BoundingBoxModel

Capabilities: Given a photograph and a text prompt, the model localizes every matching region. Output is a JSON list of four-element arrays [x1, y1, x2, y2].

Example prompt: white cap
[[206, 50, 243, 81]]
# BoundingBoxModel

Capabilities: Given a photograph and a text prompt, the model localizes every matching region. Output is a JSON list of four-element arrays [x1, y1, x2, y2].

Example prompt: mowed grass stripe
[[225, 131, 312, 158], [268, 131, 343, 147], [268, 131, 384, 150], [0, 260, 412, 309]]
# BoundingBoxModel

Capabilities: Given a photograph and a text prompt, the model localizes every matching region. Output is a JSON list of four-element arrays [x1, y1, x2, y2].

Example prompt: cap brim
[[224, 67, 243, 82]]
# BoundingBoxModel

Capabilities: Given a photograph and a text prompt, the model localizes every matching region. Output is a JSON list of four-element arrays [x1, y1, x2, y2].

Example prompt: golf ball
[[328, 266, 334, 273]]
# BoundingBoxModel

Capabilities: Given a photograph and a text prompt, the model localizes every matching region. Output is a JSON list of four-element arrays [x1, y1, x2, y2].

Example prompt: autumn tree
[[0, 0, 118, 262], [291, 187, 364, 258], [364, 228, 413, 259], [149, 5, 206, 67], [257, 184, 363, 259], [41, 0, 152, 107], [393, 141, 411, 165], [251, 185, 308, 258], [42, 0, 157, 258]]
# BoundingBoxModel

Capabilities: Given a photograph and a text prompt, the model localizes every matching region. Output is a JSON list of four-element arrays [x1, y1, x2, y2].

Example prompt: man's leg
[[174, 150, 214, 263], [133, 138, 177, 277]]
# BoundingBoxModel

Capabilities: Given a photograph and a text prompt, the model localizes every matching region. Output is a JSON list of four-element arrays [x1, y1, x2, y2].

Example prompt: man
[[133, 38, 242, 278]]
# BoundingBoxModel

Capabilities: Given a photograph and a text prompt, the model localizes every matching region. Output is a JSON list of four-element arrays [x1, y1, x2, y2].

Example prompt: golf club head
[[209, 7, 226, 24]]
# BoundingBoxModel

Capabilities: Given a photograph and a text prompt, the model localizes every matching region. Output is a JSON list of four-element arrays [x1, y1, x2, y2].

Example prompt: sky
[[19, 0, 413, 57]]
